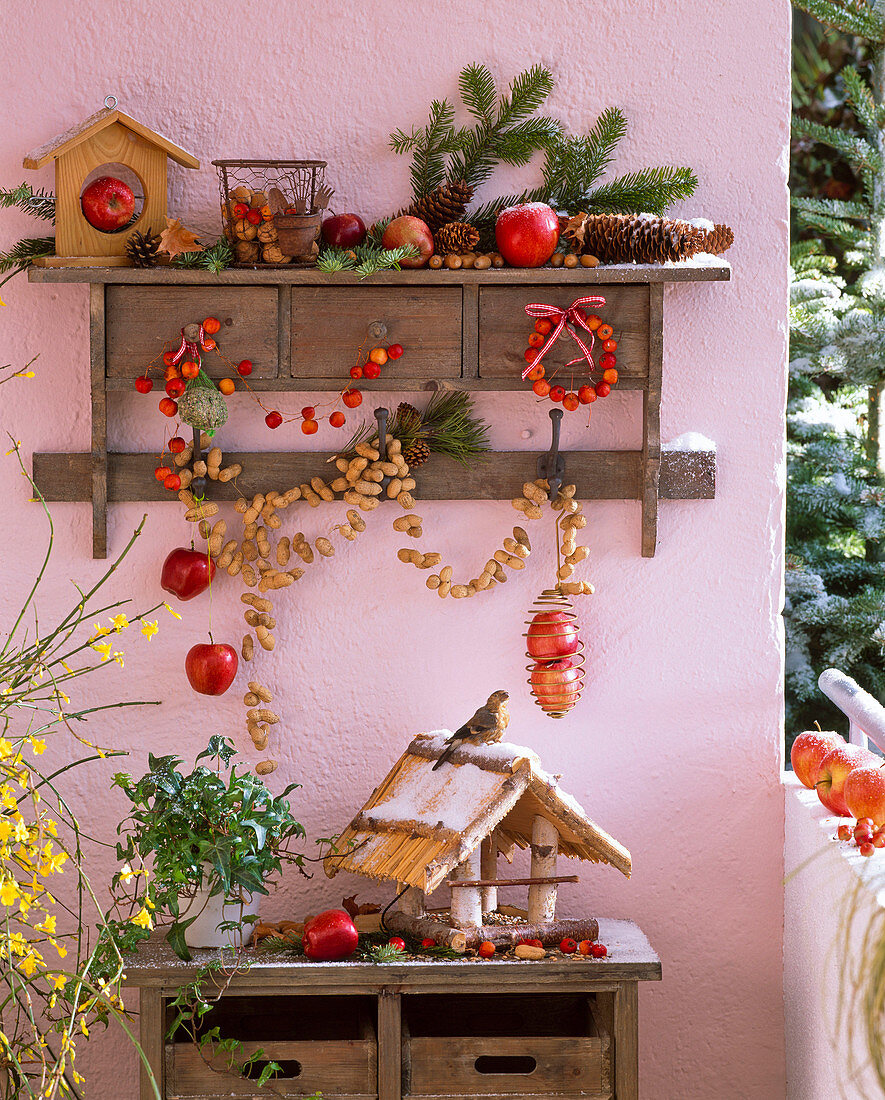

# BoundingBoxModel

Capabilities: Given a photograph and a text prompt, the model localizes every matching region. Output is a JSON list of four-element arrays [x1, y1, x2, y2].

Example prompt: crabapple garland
[[520, 304, 620, 413]]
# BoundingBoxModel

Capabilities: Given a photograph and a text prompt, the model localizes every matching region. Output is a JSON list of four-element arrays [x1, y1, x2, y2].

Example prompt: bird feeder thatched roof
[[324, 731, 631, 893]]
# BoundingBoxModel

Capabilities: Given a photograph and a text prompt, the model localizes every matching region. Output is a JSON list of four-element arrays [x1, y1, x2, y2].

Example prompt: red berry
[[603, 368, 619, 385], [599, 352, 617, 370], [203, 316, 221, 335], [560, 938, 578, 954], [578, 940, 592, 956], [134, 375, 153, 394], [154, 465, 171, 481], [420, 938, 436, 948], [162, 351, 176, 367], [237, 359, 253, 376], [861, 842, 876, 857], [168, 436, 186, 454], [859, 818, 876, 829], [342, 389, 362, 409], [590, 943, 608, 958], [535, 319, 552, 335], [837, 824, 853, 841], [578, 384, 597, 404], [159, 398, 178, 417], [603, 338, 618, 352], [350, 365, 363, 379], [873, 832, 885, 848], [387, 343, 404, 359], [518, 938, 544, 949], [598, 324, 613, 340], [300, 406, 315, 419], [596, 381, 611, 398], [528, 332, 545, 348], [165, 378, 185, 398], [246, 208, 262, 225], [181, 360, 199, 380], [478, 941, 496, 959], [301, 418, 319, 435], [854, 823, 873, 842], [265, 411, 283, 430], [586, 314, 602, 331], [163, 472, 181, 491], [524, 347, 540, 363], [549, 385, 566, 403], [533, 379, 551, 397], [562, 393, 580, 412], [329, 410, 346, 428], [527, 364, 545, 382], [388, 937, 406, 951], [363, 362, 381, 380], [233, 202, 249, 218]]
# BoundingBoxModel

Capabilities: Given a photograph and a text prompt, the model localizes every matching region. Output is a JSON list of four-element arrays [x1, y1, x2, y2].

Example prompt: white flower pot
[[177, 881, 261, 950]]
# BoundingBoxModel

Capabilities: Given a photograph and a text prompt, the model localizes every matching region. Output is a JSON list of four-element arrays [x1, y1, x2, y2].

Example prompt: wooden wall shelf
[[28, 262, 728, 559]]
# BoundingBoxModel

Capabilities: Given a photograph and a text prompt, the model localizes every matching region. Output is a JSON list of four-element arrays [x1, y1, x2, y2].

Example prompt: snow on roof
[[324, 731, 631, 891]]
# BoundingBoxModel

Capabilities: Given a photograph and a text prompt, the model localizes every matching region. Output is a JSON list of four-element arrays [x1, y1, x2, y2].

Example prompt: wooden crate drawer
[[478, 284, 648, 386], [403, 993, 610, 1098], [292, 287, 462, 380], [106, 286, 279, 379], [165, 995, 377, 1098]]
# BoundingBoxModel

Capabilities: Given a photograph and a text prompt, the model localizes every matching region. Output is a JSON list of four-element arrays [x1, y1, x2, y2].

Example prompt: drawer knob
[[367, 320, 387, 340]]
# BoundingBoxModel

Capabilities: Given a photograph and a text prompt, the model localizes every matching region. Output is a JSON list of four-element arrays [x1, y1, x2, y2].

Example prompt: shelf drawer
[[478, 284, 649, 386], [291, 286, 462, 380], [403, 993, 611, 1098], [105, 286, 279, 379], [164, 994, 377, 1099]]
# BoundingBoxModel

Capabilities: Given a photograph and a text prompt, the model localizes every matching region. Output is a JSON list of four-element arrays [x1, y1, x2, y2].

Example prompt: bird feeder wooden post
[[480, 835, 498, 915], [399, 885, 425, 918], [527, 816, 559, 922], [450, 848, 482, 928]]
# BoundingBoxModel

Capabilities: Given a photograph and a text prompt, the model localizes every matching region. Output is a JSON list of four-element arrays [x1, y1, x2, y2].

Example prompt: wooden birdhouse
[[23, 99, 199, 267], [325, 731, 631, 952]]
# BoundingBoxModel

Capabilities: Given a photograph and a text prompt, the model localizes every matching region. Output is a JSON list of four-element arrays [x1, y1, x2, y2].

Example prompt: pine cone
[[434, 222, 481, 255], [563, 213, 705, 264], [698, 223, 734, 255], [125, 227, 160, 268], [403, 439, 431, 468], [395, 402, 423, 432], [401, 180, 474, 232]]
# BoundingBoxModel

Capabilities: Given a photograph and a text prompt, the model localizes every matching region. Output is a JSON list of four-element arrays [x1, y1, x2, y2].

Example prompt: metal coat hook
[[537, 408, 565, 499], [375, 407, 392, 491]]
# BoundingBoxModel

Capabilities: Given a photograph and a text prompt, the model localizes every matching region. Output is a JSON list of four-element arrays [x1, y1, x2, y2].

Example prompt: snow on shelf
[[662, 432, 716, 453]]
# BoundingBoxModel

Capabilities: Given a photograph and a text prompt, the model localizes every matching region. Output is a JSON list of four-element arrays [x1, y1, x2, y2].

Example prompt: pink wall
[[0, 2, 790, 1096]]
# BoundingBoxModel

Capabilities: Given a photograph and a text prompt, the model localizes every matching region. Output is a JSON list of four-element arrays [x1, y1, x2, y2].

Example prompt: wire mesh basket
[[213, 160, 332, 267]]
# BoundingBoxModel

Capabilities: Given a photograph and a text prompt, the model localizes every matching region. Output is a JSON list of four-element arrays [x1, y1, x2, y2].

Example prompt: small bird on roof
[[432, 690, 510, 771]]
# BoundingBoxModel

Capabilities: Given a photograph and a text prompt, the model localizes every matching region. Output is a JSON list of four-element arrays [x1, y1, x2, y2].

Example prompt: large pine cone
[[401, 181, 474, 232], [563, 213, 706, 264], [125, 227, 160, 268], [698, 223, 734, 255], [434, 221, 481, 255]]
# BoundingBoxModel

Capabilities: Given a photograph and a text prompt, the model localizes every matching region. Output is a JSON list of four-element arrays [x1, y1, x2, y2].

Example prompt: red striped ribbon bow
[[169, 324, 214, 367], [521, 295, 607, 381]]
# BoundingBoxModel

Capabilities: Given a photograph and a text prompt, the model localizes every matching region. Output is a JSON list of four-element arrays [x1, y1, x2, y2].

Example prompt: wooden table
[[126, 917, 660, 1100]]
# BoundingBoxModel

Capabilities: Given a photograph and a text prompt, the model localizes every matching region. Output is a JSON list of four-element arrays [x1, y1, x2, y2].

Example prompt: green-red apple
[[790, 729, 841, 788], [816, 744, 878, 816], [845, 763, 885, 825]]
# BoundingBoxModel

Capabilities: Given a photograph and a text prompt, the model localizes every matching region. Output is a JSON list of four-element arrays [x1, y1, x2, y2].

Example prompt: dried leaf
[[342, 894, 360, 918], [158, 217, 203, 259]]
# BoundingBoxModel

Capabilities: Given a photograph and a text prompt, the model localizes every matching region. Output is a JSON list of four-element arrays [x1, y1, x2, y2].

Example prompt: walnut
[[230, 185, 252, 202], [235, 241, 260, 263], [261, 245, 292, 264], [234, 218, 258, 241], [257, 222, 278, 244]]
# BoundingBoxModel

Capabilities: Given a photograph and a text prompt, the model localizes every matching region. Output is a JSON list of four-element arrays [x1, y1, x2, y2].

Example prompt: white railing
[[817, 668, 885, 754]]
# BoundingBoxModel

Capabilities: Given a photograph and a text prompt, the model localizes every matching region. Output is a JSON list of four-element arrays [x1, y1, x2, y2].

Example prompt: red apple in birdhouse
[[185, 643, 238, 696], [530, 658, 582, 713], [526, 610, 580, 661], [381, 216, 434, 268], [80, 176, 135, 231], [161, 548, 216, 602], [302, 909, 359, 961], [495, 202, 560, 267]]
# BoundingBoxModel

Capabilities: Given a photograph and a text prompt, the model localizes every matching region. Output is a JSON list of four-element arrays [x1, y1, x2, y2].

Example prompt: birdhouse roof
[[23, 106, 199, 170], [324, 731, 631, 893]]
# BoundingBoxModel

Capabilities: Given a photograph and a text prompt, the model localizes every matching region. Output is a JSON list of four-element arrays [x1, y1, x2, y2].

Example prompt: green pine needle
[[581, 166, 699, 215], [0, 183, 56, 222], [173, 237, 232, 272], [316, 242, 419, 279], [791, 0, 884, 41], [0, 237, 55, 287]]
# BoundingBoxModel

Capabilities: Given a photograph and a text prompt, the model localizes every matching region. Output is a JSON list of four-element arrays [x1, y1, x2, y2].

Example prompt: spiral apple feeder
[[524, 587, 585, 718]]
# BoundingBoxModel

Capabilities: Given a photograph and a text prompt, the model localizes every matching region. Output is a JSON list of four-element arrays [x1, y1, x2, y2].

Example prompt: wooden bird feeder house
[[24, 99, 199, 267], [325, 731, 631, 951]]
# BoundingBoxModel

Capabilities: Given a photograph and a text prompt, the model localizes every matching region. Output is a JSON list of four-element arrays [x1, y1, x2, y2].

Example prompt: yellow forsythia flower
[[131, 907, 153, 930], [140, 619, 158, 639], [110, 614, 129, 631], [91, 642, 112, 662], [163, 603, 182, 620]]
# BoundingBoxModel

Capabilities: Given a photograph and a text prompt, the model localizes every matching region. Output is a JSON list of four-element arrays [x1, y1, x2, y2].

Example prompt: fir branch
[[0, 237, 55, 286], [794, 207, 871, 248], [172, 238, 232, 272], [582, 166, 699, 215], [390, 99, 461, 204], [793, 116, 882, 173], [0, 183, 56, 222], [843, 66, 879, 137], [791, 196, 871, 221], [354, 245, 419, 278], [459, 63, 497, 123], [792, 0, 884, 41]]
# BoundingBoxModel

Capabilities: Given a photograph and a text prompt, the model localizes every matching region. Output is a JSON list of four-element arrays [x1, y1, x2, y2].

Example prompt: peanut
[[335, 457, 350, 473], [250, 726, 269, 751], [355, 442, 380, 460], [426, 574, 441, 590], [249, 682, 273, 702], [523, 481, 547, 505], [336, 524, 357, 540], [234, 497, 248, 514], [256, 625, 275, 650], [244, 692, 260, 707], [451, 584, 469, 599], [515, 944, 546, 960], [440, 565, 453, 583], [300, 484, 321, 507], [438, 580, 451, 598], [331, 477, 349, 493], [242, 594, 273, 612], [358, 496, 380, 511], [173, 447, 193, 468], [185, 502, 219, 522], [346, 457, 368, 482], [400, 477, 416, 492], [256, 528, 271, 558], [255, 760, 277, 776], [192, 460, 207, 477], [242, 539, 258, 561], [257, 708, 279, 725], [178, 468, 193, 488], [566, 546, 589, 565], [421, 552, 441, 568], [347, 510, 366, 532], [244, 609, 260, 627], [242, 563, 257, 586], [294, 539, 314, 564], [311, 477, 334, 502], [315, 537, 334, 557], [353, 479, 382, 496], [276, 537, 291, 566], [288, 567, 304, 581], [197, 519, 211, 540], [397, 492, 415, 510], [227, 551, 244, 576], [558, 564, 575, 580], [218, 463, 242, 482], [242, 634, 254, 661]]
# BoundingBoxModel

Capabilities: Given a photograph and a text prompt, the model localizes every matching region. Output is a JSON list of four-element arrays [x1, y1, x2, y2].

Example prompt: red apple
[[845, 764, 885, 825], [161, 548, 216, 601], [530, 658, 582, 713], [526, 611, 580, 661], [790, 729, 841, 789], [185, 643, 238, 696], [381, 215, 433, 268], [81, 176, 135, 231], [816, 743, 878, 816], [301, 909, 358, 961], [495, 202, 560, 268], [322, 212, 367, 248]]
